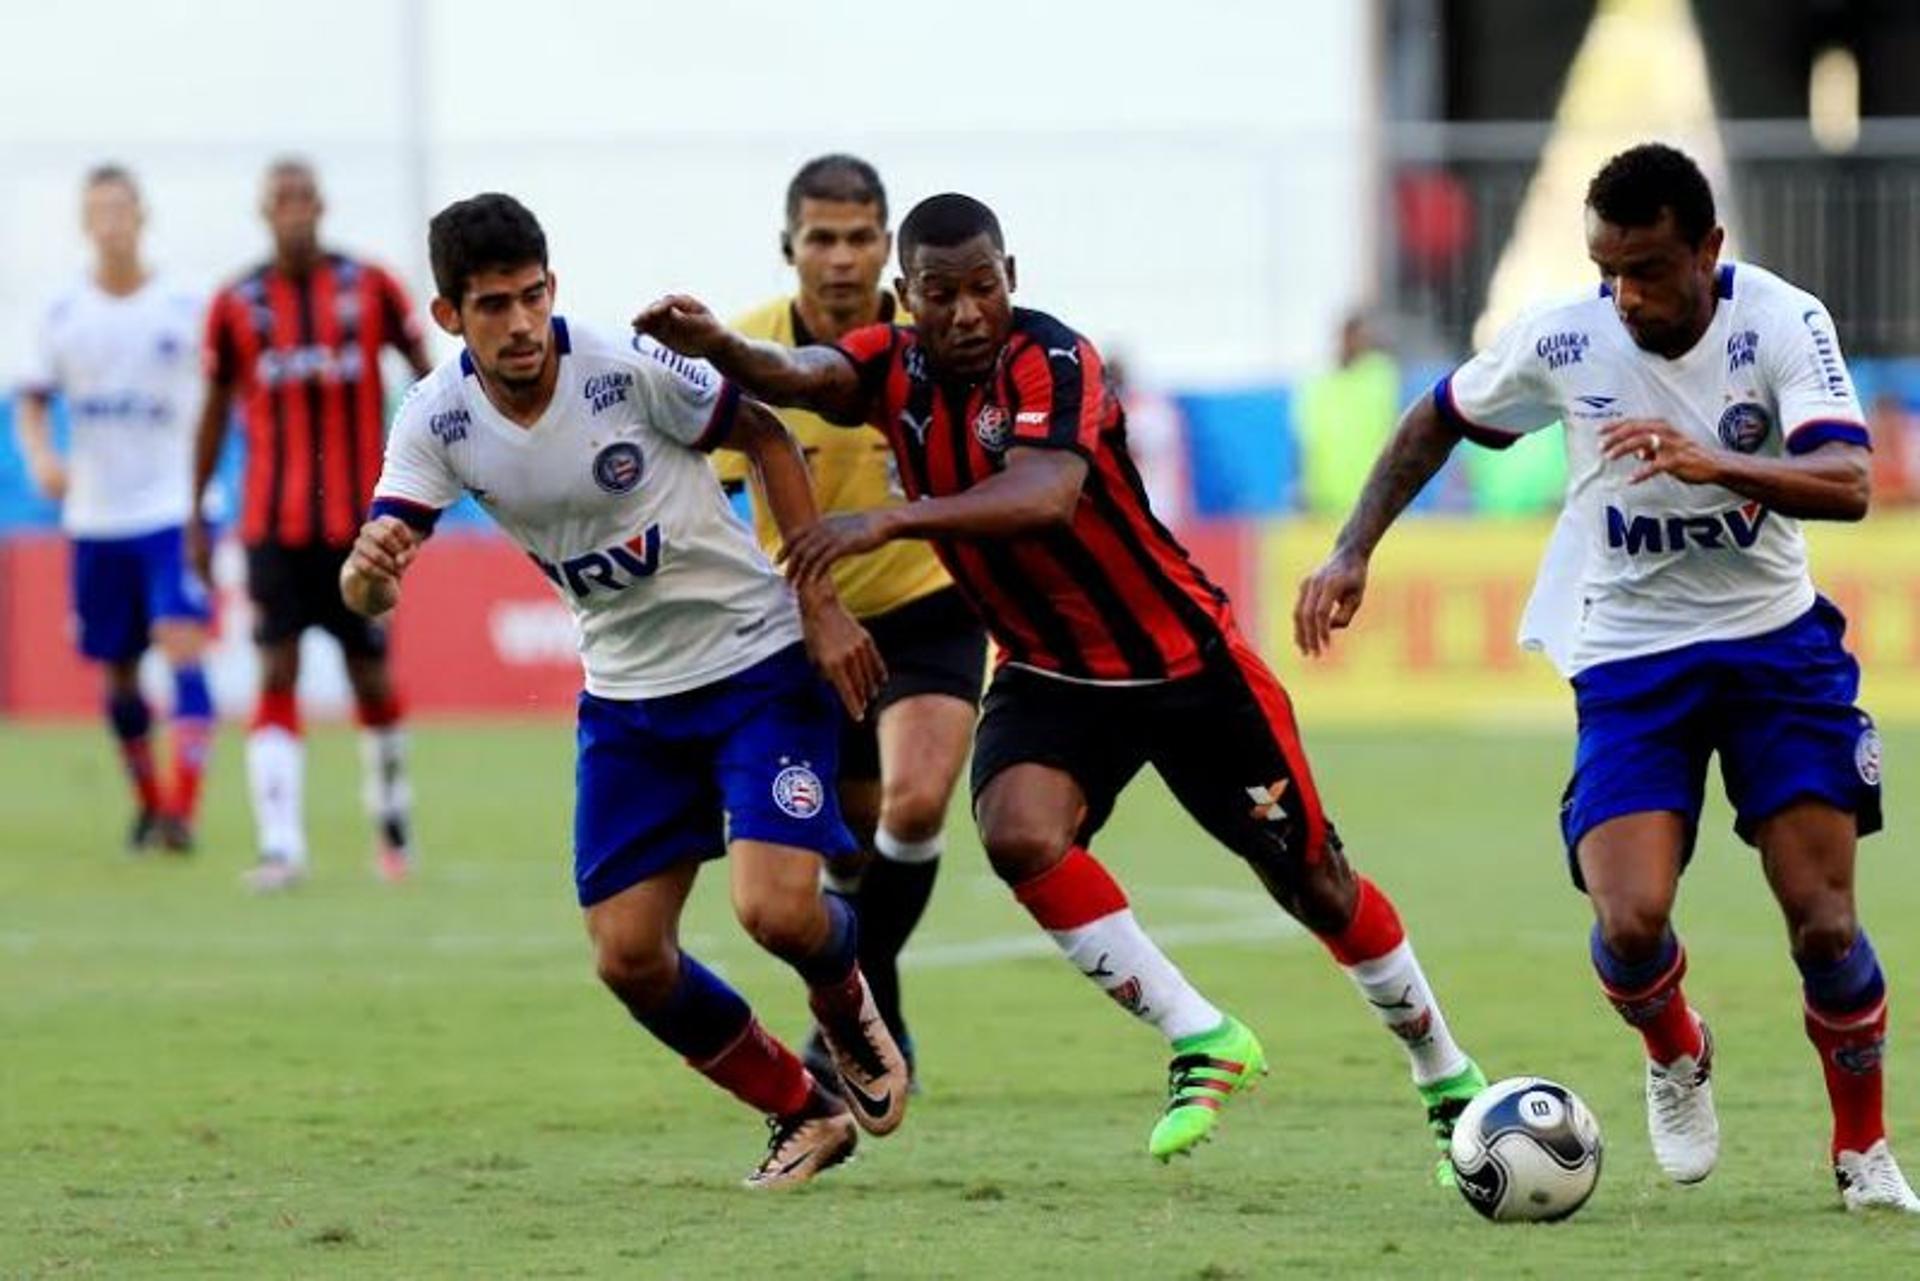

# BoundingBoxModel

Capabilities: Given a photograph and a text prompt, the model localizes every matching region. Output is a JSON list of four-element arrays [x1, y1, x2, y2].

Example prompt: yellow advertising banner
[[1255, 515, 1920, 725]]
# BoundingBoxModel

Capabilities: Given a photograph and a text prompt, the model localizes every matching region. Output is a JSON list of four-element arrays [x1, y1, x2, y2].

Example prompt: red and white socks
[[246, 689, 306, 867], [1319, 876, 1470, 1086], [1012, 846, 1224, 1041]]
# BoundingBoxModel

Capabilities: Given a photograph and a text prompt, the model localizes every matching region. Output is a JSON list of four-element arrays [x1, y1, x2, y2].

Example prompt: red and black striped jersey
[[205, 254, 422, 548], [832, 308, 1232, 683]]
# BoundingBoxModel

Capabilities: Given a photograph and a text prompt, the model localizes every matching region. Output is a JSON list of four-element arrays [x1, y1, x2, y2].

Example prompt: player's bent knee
[[593, 941, 678, 1011], [1789, 909, 1858, 967], [980, 821, 1071, 885], [1592, 902, 1673, 964], [733, 896, 820, 962], [879, 778, 947, 844]]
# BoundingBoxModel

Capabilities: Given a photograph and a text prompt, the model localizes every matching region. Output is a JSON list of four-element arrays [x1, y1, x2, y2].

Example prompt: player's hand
[[185, 515, 214, 584], [778, 512, 895, 590], [25, 449, 67, 502], [342, 516, 419, 616], [632, 294, 727, 359], [1293, 547, 1370, 657], [800, 597, 888, 720], [1600, 418, 1721, 486]]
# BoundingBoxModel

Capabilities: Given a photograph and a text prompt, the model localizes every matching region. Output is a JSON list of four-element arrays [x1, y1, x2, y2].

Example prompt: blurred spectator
[[1868, 391, 1919, 506], [1107, 352, 1190, 527], [1293, 312, 1401, 517]]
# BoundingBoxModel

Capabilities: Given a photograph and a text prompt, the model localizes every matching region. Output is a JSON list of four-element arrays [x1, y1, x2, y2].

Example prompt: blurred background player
[[13, 164, 215, 853], [1297, 143, 1912, 1213], [344, 193, 905, 1187], [712, 155, 987, 1089], [638, 193, 1486, 1177], [192, 157, 433, 891]]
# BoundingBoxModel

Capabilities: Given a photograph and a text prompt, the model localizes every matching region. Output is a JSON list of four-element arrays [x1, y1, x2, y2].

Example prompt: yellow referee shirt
[[714, 294, 952, 620]]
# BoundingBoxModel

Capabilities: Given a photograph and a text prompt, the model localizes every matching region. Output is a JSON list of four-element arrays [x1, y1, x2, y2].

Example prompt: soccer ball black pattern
[[1448, 1076, 1602, 1223]]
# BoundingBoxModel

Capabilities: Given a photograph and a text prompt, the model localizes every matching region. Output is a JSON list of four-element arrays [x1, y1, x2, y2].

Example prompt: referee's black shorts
[[246, 541, 389, 658], [840, 586, 987, 781]]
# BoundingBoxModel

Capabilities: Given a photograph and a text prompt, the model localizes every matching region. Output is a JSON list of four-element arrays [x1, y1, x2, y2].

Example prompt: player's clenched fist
[[340, 515, 419, 617], [632, 294, 726, 358]]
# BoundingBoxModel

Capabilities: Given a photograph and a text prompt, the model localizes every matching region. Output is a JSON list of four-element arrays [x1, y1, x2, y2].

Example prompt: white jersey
[[373, 318, 803, 700], [22, 275, 205, 538], [1441, 262, 1867, 676]]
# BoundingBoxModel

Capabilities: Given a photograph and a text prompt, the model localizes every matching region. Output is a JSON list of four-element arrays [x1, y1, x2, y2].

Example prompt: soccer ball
[[1448, 1076, 1602, 1222]]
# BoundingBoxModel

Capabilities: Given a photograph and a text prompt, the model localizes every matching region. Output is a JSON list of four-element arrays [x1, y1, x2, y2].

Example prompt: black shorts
[[246, 542, 389, 658], [970, 630, 1340, 878], [840, 587, 988, 781]]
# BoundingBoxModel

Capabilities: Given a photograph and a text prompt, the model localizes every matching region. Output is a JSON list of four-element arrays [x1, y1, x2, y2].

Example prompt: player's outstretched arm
[[719, 400, 886, 718], [1598, 419, 1870, 521], [12, 391, 67, 501], [1294, 394, 1460, 657], [633, 295, 865, 422], [780, 446, 1086, 592], [340, 515, 421, 619]]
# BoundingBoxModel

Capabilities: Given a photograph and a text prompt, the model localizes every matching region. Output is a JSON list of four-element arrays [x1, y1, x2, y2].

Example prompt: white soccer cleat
[[245, 857, 308, 894], [1836, 1140, 1920, 1213], [1646, 1021, 1719, 1184]]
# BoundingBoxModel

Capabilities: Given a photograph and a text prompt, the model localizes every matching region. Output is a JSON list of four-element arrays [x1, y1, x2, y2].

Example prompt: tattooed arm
[[1292, 394, 1461, 656]]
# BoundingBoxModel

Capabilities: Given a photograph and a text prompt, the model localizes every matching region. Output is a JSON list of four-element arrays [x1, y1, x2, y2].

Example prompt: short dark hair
[[785, 154, 887, 228], [84, 163, 139, 197], [1586, 143, 1716, 247], [429, 193, 548, 304], [897, 193, 1004, 271], [264, 155, 317, 186]]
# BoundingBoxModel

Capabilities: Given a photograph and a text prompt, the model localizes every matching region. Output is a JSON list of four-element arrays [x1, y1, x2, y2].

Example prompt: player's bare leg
[[731, 839, 908, 1136], [1578, 812, 1717, 1183], [976, 763, 1262, 1160], [344, 652, 413, 882], [801, 692, 972, 1093], [152, 619, 213, 852], [865, 695, 972, 1056], [103, 657, 167, 853], [1148, 645, 1480, 1185], [244, 640, 307, 891], [586, 860, 854, 1188], [1757, 801, 1917, 1211]]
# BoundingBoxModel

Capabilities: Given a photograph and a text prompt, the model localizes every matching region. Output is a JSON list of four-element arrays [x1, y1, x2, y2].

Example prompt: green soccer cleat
[[1419, 1058, 1489, 1188], [1148, 1016, 1268, 1161]]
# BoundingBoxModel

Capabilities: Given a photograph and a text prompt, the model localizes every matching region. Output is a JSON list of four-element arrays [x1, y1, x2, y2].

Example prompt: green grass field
[[4, 719, 1917, 1278]]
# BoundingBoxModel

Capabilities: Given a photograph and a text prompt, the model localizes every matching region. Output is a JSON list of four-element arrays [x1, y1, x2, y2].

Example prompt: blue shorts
[[573, 643, 857, 906], [1560, 597, 1883, 886], [71, 525, 213, 663]]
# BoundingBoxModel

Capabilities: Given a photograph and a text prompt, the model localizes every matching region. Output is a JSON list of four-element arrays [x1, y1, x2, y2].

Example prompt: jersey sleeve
[[826, 323, 896, 427], [1006, 334, 1103, 456], [1767, 301, 1869, 455], [1433, 311, 1562, 450], [371, 265, 425, 353], [368, 393, 462, 535], [203, 291, 243, 386], [628, 334, 740, 451]]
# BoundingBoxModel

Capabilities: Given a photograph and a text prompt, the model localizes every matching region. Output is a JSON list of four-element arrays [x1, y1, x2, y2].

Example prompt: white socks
[[1046, 910, 1224, 1042], [1343, 939, 1469, 1085], [245, 726, 306, 866], [875, 828, 942, 864], [359, 725, 412, 831]]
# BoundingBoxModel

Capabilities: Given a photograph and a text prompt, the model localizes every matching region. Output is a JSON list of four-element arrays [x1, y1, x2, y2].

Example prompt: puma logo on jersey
[[1605, 502, 1769, 555], [1047, 345, 1080, 364], [531, 525, 662, 597]]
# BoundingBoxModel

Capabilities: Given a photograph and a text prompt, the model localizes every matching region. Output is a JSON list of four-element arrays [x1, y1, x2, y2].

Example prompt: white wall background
[[1, 0, 1375, 385]]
